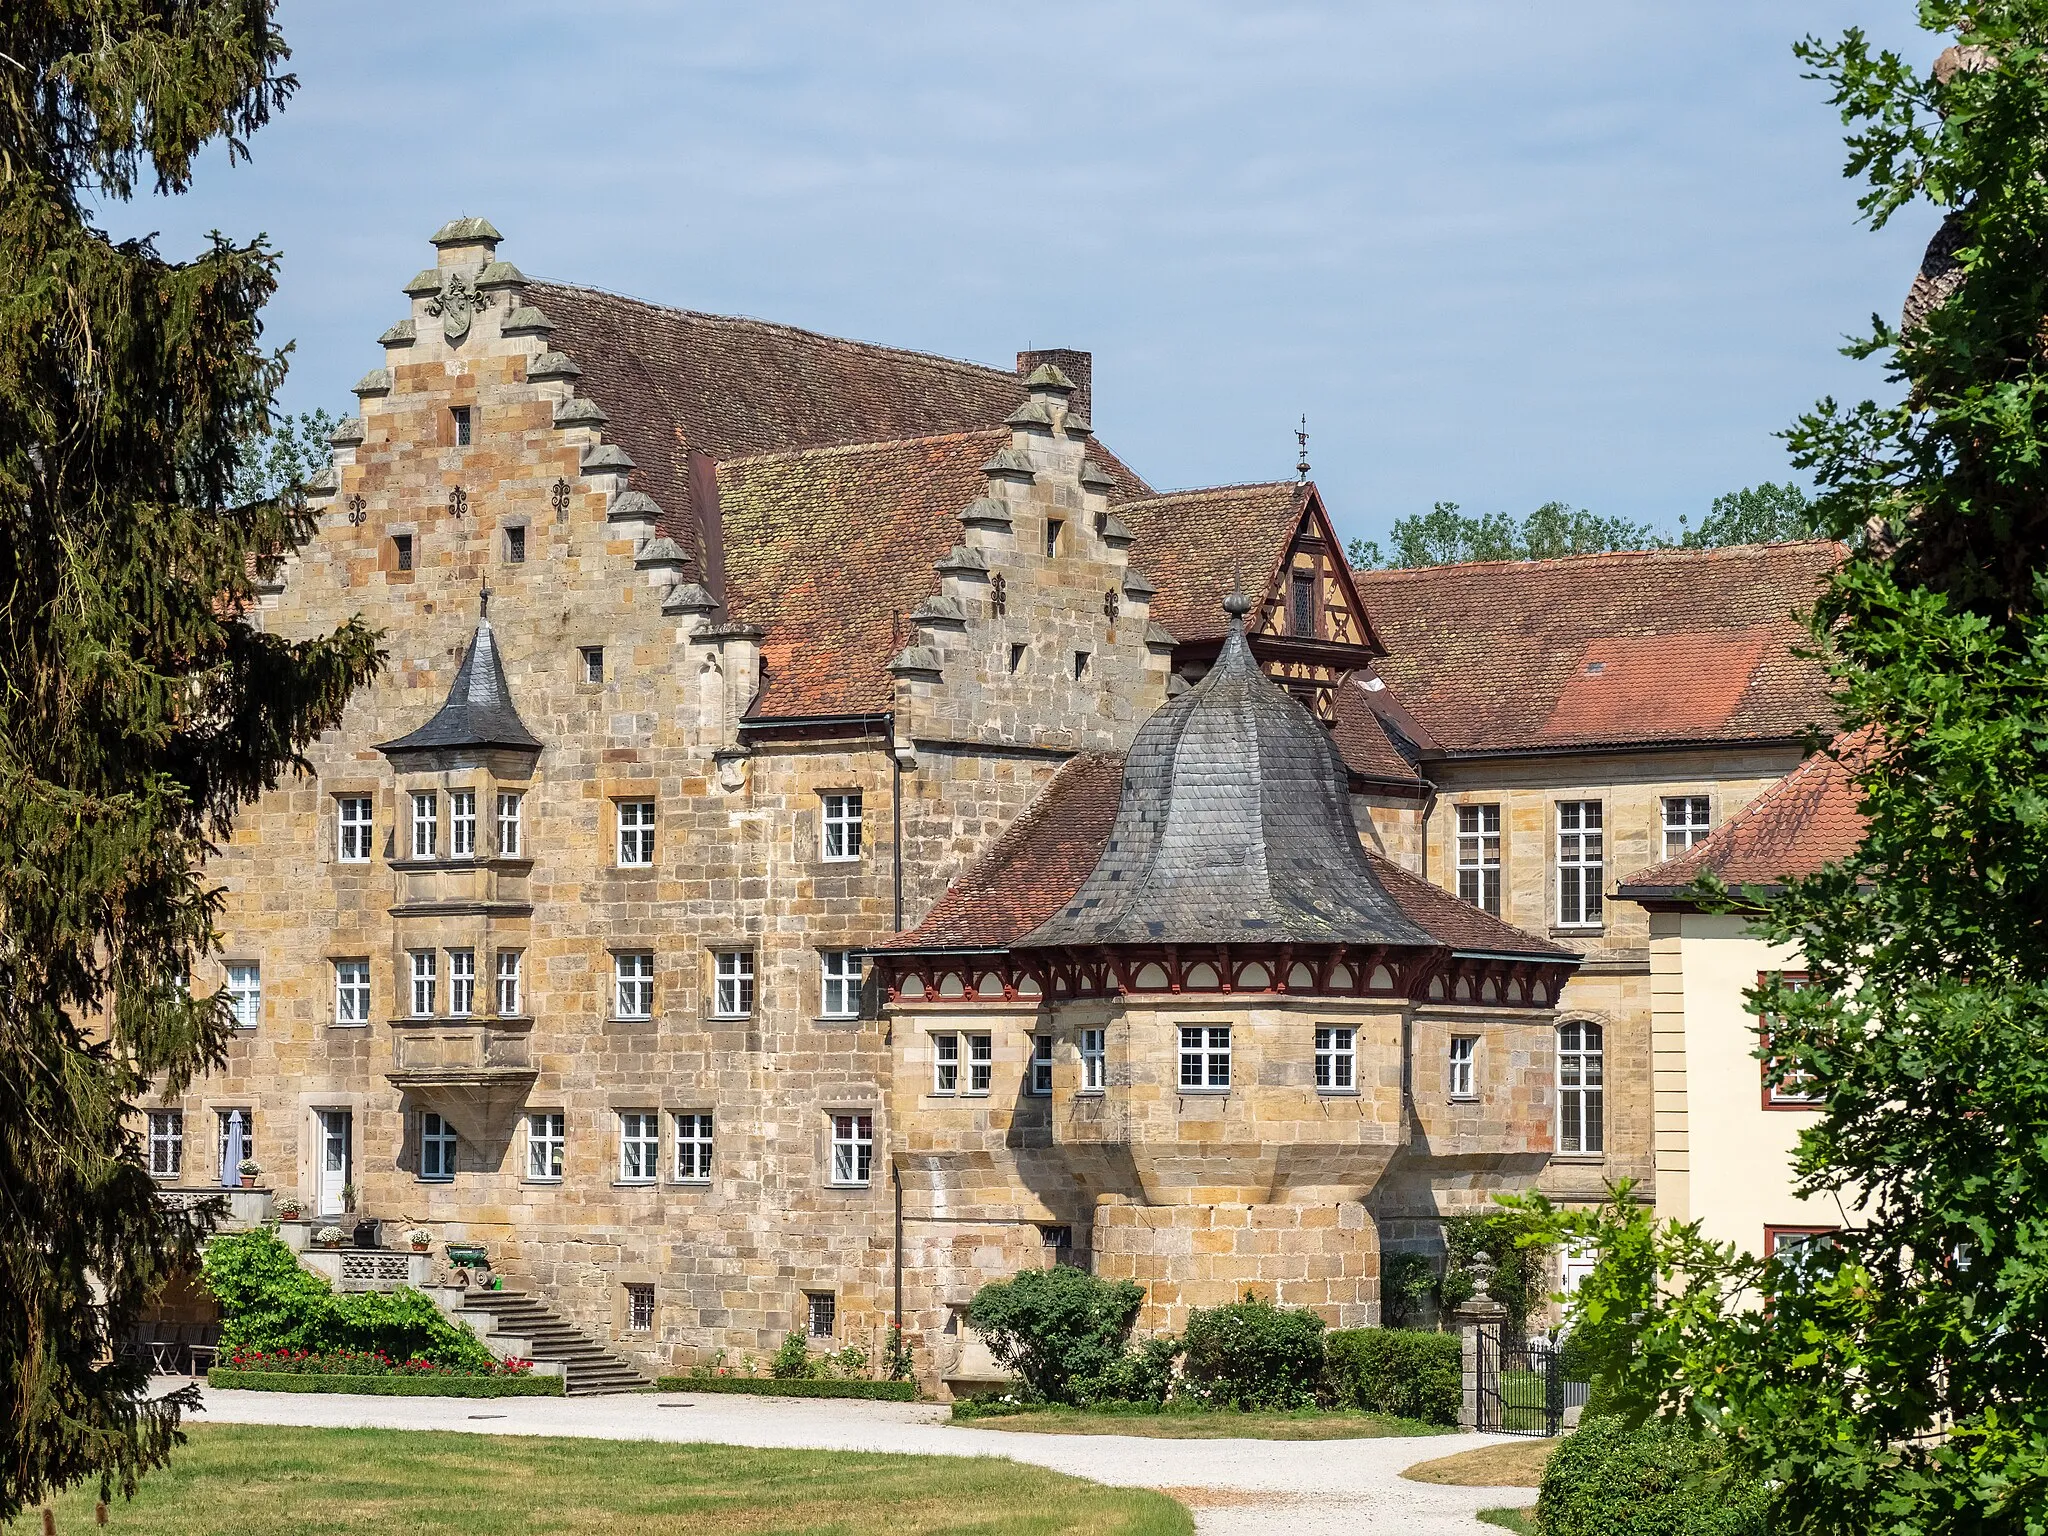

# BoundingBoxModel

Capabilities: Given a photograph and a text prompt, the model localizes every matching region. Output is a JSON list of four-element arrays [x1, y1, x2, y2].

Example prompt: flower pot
[[411, 1242, 430, 1253], [239, 1175, 255, 1189]]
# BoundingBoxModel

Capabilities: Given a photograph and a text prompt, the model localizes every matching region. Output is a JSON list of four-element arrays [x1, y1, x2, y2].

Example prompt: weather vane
[[1295, 415, 1310, 481]]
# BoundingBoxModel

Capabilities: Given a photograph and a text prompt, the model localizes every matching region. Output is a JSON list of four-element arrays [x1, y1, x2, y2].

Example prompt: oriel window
[[447, 949, 475, 1017], [409, 950, 437, 1017], [497, 792, 523, 857], [449, 790, 476, 859], [495, 950, 522, 1017], [410, 791, 437, 860]]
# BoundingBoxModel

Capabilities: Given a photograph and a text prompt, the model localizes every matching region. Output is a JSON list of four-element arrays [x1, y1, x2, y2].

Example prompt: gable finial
[[1295, 415, 1310, 481], [479, 576, 492, 620]]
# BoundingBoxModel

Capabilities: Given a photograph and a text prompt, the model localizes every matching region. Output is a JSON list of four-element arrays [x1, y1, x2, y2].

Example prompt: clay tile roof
[[1362, 853, 1575, 958], [883, 753, 1127, 950], [1118, 481, 1309, 645], [1354, 541, 1842, 754], [1331, 674, 1425, 787], [1618, 734, 1868, 899]]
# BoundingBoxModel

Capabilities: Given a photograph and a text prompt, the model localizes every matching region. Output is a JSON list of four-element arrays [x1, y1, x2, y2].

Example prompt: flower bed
[[208, 1368, 563, 1398], [221, 1347, 534, 1378], [654, 1375, 917, 1401]]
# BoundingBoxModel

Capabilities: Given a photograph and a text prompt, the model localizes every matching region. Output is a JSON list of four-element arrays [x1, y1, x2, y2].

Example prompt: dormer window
[[452, 406, 472, 447]]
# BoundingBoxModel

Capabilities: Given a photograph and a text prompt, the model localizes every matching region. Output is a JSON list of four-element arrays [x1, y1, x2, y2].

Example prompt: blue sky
[[108, 2, 1939, 550]]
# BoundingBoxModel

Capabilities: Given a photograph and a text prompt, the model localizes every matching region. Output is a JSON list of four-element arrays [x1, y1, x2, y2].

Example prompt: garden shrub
[[1179, 1295, 1326, 1409], [1323, 1327, 1460, 1425], [1380, 1252, 1439, 1330], [1538, 1416, 1771, 1536], [1441, 1210, 1552, 1339], [1075, 1335, 1180, 1406], [201, 1229, 497, 1370], [770, 1330, 820, 1379], [967, 1266, 1145, 1405]]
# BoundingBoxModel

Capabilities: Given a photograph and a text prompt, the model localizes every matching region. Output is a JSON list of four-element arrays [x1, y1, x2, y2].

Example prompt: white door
[[316, 1110, 352, 1218]]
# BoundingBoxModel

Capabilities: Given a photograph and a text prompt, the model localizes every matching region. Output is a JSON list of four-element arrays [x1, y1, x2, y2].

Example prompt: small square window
[[627, 1282, 655, 1332], [1315, 1026, 1356, 1091], [1029, 1033, 1053, 1096], [504, 525, 526, 564], [393, 533, 414, 572], [452, 406, 472, 447], [581, 646, 605, 684], [806, 1292, 836, 1340], [1448, 1035, 1479, 1100], [614, 952, 654, 1020], [527, 1111, 565, 1181], [225, 963, 261, 1029], [713, 951, 755, 1017]]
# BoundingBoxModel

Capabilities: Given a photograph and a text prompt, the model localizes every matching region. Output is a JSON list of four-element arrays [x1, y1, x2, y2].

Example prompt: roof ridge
[[526, 278, 1021, 385], [1626, 729, 1866, 887], [721, 427, 1010, 468], [1125, 479, 1302, 504], [1354, 538, 1844, 580]]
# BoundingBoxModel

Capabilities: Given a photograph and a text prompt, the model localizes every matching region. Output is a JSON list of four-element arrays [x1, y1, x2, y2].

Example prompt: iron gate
[[1474, 1322, 1571, 1437]]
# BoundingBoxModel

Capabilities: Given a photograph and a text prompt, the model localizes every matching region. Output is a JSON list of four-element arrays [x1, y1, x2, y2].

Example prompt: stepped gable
[[1018, 595, 1438, 950], [376, 614, 540, 757], [1355, 540, 1842, 754], [1118, 481, 1316, 646], [1619, 734, 1868, 902]]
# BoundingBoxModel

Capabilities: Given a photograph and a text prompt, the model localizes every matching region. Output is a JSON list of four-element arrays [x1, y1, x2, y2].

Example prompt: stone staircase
[[446, 1287, 651, 1396]]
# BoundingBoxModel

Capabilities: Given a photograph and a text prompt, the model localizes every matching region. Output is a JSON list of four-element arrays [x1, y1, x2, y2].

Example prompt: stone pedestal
[[1454, 1293, 1509, 1431]]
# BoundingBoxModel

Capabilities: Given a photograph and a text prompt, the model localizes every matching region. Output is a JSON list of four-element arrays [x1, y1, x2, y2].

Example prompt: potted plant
[[314, 1225, 345, 1249], [274, 1194, 304, 1221], [237, 1158, 261, 1189], [406, 1228, 432, 1252], [341, 1182, 357, 1213]]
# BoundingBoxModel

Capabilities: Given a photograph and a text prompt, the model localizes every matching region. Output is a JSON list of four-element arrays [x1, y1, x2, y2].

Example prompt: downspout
[[887, 708, 905, 1341]]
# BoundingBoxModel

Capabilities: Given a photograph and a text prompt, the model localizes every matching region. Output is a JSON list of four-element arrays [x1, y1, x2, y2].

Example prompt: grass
[[1476, 1508, 1540, 1534], [954, 1403, 1452, 1440], [40, 1423, 1191, 1535], [1400, 1438, 1556, 1486]]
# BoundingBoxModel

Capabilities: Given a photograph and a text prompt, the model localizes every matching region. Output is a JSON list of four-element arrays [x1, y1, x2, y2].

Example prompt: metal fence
[[1473, 1323, 1579, 1437]]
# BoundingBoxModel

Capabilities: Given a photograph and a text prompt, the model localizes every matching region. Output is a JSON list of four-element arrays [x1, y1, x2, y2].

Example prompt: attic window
[[452, 406, 472, 447], [1046, 519, 1063, 558], [1584, 661, 1605, 675], [1291, 572, 1316, 637], [504, 525, 526, 564], [393, 533, 414, 572]]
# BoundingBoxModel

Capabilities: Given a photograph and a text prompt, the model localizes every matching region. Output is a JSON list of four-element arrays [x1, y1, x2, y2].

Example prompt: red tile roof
[[1330, 674, 1424, 787], [1355, 541, 1842, 754], [1618, 735, 1867, 898], [1119, 482, 1310, 644], [883, 749, 1565, 959], [883, 752, 1127, 949]]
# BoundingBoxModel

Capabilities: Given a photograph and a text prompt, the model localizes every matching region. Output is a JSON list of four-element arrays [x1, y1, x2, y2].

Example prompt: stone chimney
[[1017, 349, 1091, 421]]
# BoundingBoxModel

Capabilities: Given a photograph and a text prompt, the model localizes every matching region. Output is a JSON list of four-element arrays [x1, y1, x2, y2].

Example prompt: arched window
[[1558, 1021, 1604, 1155]]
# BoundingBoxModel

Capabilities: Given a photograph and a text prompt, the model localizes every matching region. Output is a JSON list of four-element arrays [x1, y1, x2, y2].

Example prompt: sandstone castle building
[[145, 218, 1836, 1388]]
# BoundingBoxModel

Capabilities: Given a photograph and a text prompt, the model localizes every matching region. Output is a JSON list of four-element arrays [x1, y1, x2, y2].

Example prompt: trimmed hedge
[[1324, 1327, 1461, 1426], [654, 1375, 917, 1401], [208, 1368, 563, 1397], [1538, 1416, 1770, 1536]]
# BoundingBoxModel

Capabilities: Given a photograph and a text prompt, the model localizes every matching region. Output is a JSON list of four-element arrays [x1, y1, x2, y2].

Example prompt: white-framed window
[[1448, 1035, 1479, 1100], [1761, 974, 1822, 1107], [1315, 1026, 1356, 1091], [419, 1112, 458, 1181], [409, 950, 437, 1017], [1556, 800, 1604, 928], [581, 645, 605, 684], [337, 797, 373, 863], [673, 1112, 713, 1182], [1662, 795, 1712, 859], [617, 800, 655, 867], [334, 958, 371, 1025], [820, 950, 862, 1018], [526, 1111, 565, 1181], [1030, 1033, 1053, 1096], [713, 951, 754, 1017], [148, 1109, 183, 1178], [932, 1032, 960, 1095], [614, 952, 654, 1020], [1456, 804, 1502, 916], [830, 1112, 874, 1186], [1178, 1025, 1231, 1090], [1080, 1027, 1106, 1092], [968, 1033, 993, 1094], [216, 1108, 252, 1179], [1558, 1020, 1605, 1152], [821, 792, 863, 861], [450, 790, 477, 858], [618, 1111, 660, 1182], [626, 1282, 655, 1332], [225, 963, 261, 1029], [806, 1291, 837, 1339], [497, 792, 523, 857], [495, 950, 522, 1017], [410, 791, 437, 860], [447, 949, 475, 1017]]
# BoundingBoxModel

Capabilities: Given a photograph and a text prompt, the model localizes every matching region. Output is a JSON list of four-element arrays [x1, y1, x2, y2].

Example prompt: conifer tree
[[0, 4, 378, 1516]]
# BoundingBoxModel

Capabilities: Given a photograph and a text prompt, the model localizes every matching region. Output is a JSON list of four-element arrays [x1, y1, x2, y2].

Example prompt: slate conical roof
[[1019, 594, 1437, 950], [377, 617, 541, 756]]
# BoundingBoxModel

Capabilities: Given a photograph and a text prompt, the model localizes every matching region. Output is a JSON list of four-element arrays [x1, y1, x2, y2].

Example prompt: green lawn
[[37, 1424, 1191, 1535], [1476, 1508, 1539, 1534], [956, 1403, 1452, 1440]]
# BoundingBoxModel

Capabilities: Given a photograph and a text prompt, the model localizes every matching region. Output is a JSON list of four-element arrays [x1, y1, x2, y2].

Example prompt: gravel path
[[171, 1379, 1537, 1534]]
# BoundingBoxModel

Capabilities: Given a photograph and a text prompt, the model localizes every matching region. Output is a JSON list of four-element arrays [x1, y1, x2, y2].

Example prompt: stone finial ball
[[1222, 591, 1254, 618]]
